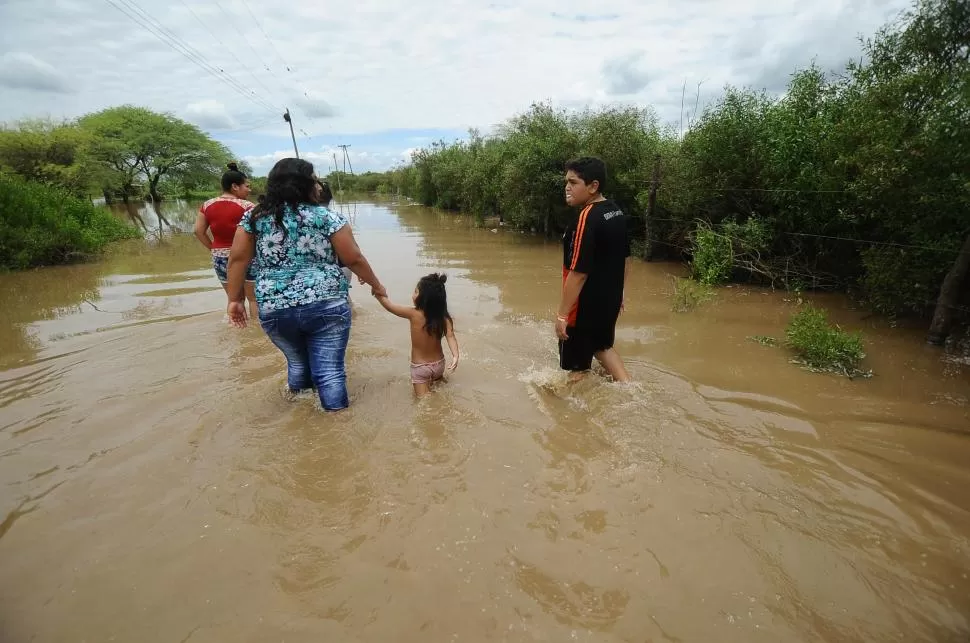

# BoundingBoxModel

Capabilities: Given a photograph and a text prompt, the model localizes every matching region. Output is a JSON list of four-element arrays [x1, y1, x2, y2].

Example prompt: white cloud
[[602, 52, 650, 96], [185, 99, 236, 129], [0, 52, 73, 94], [0, 0, 910, 162], [293, 91, 336, 119]]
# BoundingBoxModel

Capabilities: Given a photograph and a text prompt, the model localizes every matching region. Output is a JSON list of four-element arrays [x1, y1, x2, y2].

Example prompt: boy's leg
[[304, 301, 352, 411], [595, 348, 631, 382], [592, 320, 631, 382], [260, 310, 313, 392]]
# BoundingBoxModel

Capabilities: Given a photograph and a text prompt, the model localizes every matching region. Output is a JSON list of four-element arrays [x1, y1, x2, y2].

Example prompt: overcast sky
[[0, 0, 909, 175]]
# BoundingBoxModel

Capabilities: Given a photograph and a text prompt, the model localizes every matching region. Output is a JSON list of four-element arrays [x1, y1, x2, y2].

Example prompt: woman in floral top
[[225, 158, 386, 411]]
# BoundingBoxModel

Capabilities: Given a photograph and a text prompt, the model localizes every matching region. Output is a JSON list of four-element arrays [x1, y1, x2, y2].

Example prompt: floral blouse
[[240, 204, 349, 312]]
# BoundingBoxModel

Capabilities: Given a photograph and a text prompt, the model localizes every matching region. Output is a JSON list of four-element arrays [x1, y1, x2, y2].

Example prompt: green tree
[[497, 103, 579, 235], [0, 119, 97, 197], [79, 106, 230, 204], [838, 0, 969, 322]]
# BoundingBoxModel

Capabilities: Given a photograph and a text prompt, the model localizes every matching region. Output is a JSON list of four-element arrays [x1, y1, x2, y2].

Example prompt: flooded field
[[0, 198, 968, 642]]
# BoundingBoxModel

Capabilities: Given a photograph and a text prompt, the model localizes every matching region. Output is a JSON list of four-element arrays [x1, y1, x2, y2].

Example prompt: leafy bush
[[670, 277, 715, 312], [690, 224, 733, 285], [860, 245, 949, 317], [0, 173, 140, 270], [785, 305, 867, 376]]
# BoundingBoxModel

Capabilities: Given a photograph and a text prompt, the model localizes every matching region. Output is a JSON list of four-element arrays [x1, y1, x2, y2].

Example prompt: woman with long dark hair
[[225, 158, 385, 411], [194, 162, 258, 318]]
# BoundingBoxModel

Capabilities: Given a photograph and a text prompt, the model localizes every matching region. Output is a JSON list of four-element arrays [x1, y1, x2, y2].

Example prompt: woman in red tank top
[[194, 163, 258, 319]]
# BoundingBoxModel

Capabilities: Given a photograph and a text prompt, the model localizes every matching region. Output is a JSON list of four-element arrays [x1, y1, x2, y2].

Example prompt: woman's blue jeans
[[258, 299, 351, 411]]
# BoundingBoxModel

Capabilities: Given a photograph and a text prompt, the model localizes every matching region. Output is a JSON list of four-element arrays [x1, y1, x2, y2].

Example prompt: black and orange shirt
[[561, 199, 631, 327]]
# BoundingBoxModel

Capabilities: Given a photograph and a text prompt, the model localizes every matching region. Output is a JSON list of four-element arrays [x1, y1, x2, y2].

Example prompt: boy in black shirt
[[555, 157, 632, 382]]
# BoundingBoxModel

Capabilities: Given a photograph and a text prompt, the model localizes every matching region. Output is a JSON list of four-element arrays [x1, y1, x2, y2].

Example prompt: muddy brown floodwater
[[1, 199, 969, 643]]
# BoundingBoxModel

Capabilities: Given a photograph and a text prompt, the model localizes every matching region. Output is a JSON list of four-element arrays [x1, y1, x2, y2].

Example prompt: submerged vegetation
[[744, 306, 869, 378], [670, 277, 716, 313], [785, 305, 869, 377]]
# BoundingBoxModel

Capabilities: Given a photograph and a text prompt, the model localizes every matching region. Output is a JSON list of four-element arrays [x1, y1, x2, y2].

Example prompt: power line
[[230, 117, 281, 132], [113, 0, 275, 113], [238, 0, 292, 72], [176, 0, 281, 106], [103, 0, 278, 116], [299, 128, 315, 149], [641, 183, 852, 194], [232, 0, 328, 131], [781, 231, 967, 255], [209, 0, 279, 78]]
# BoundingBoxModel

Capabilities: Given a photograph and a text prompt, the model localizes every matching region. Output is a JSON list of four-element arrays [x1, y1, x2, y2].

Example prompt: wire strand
[[104, 0, 279, 115], [238, 0, 292, 72], [176, 0, 281, 106]]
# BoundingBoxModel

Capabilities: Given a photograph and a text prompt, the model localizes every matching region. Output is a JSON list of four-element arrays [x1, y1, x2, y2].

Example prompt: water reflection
[[0, 265, 104, 364], [0, 199, 214, 368]]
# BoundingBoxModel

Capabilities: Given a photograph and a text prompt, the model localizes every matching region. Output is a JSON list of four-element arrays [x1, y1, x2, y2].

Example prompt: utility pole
[[332, 152, 342, 193], [338, 144, 354, 175], [283, 108, 299, 158]]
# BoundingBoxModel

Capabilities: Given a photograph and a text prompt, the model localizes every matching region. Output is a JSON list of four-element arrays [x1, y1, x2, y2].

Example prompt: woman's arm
[[330, 225, 386, 297], [445, 318, 460, 372], [375, 295, 416, 319], [193, 212, 212, 250], [226, 227, 256, 327]]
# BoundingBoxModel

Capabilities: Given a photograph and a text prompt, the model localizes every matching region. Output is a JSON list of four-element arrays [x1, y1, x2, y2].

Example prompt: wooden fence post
[[643, 154, 661, 261]]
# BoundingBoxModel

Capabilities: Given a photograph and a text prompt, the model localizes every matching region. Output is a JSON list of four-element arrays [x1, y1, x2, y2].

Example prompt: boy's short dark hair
[[565, 156, 607, 192]]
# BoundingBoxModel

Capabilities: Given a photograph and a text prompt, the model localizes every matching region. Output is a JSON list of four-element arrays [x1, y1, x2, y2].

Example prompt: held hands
[[227, 301, 248, 328], [371, 284, 388, 298]]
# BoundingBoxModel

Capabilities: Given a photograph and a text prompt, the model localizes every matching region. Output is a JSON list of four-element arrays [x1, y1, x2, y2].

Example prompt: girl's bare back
[[409, 310, 446, 364]]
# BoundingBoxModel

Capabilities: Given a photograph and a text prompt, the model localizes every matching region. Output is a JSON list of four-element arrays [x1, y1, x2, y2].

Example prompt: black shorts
[[558, 324, 617, 372]]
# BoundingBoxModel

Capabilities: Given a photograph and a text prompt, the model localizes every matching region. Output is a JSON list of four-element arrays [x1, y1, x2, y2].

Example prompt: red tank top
[[200, 196, 255, 249]]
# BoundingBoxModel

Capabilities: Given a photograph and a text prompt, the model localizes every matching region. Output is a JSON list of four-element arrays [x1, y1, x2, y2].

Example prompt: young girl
[[375, 273, 460, 396]]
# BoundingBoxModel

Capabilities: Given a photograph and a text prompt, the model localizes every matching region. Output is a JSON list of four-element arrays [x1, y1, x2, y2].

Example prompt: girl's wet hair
[[252, 158, 316, 235], [414, 272, 452, 340], [221, 162, 248, 192]]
